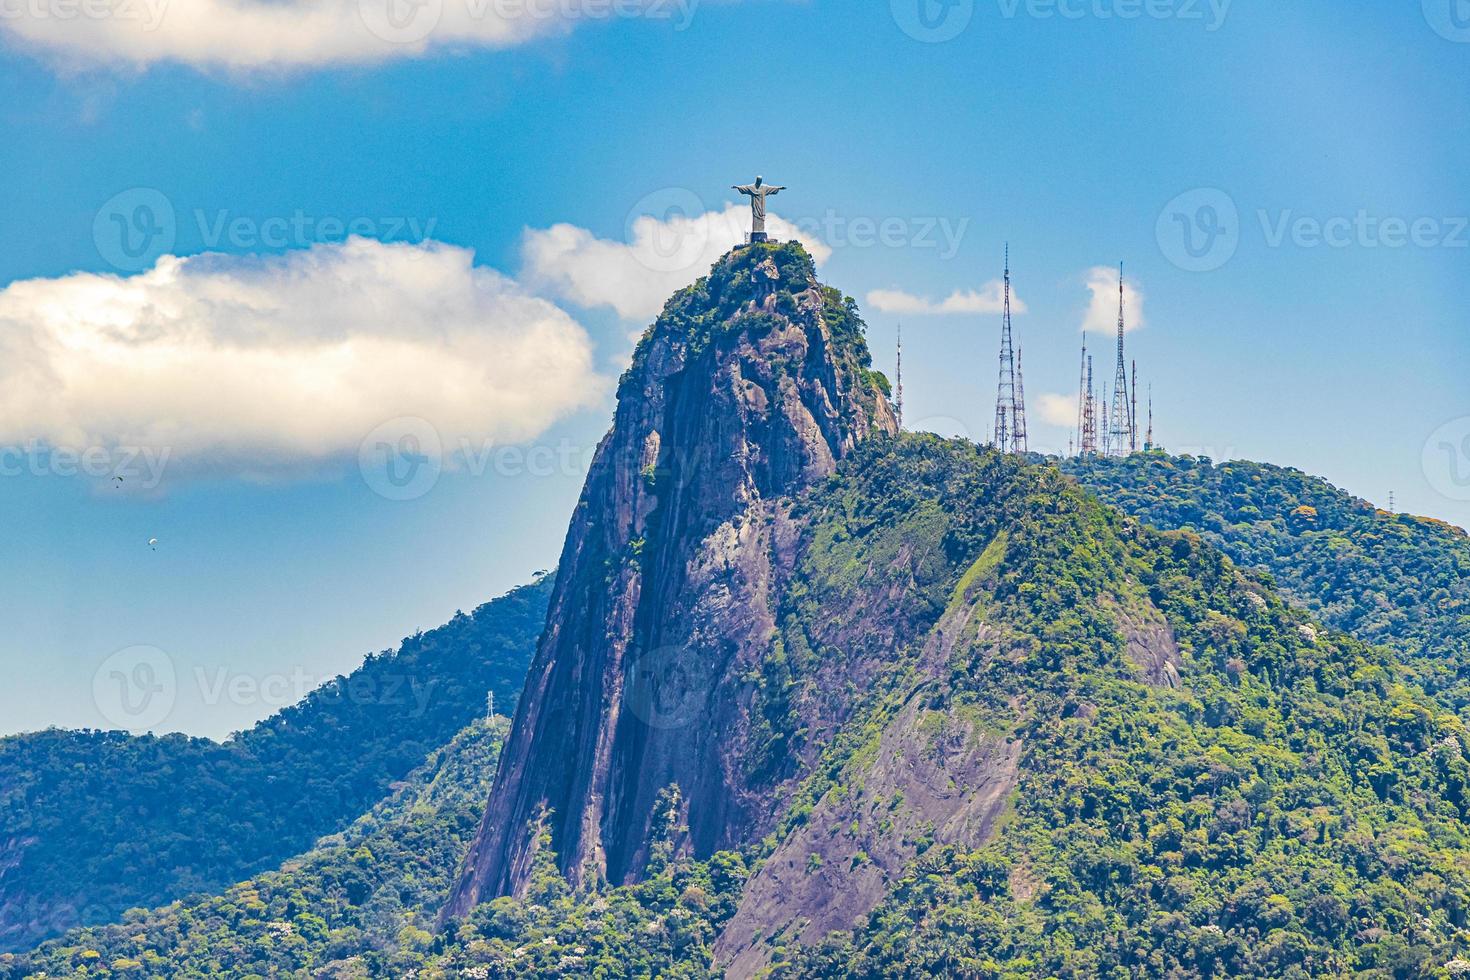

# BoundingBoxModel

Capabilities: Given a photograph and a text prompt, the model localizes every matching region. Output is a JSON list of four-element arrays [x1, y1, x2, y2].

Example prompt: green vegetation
[[1067, 453, 1470, 703], [0, 577, 551, 951], [6, 719, 509, 978], [12, 443, 1470, 978], [782, 441, 1470, 978]]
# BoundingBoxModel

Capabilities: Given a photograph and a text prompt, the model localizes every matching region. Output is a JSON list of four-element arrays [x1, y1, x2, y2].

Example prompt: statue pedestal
[[747, 232, 769, 244]]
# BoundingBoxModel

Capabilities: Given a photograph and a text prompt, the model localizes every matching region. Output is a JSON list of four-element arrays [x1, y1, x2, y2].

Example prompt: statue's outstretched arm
[[767, 186, 787, 195]]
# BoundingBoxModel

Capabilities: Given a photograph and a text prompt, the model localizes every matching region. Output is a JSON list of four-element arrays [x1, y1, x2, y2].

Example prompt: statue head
[[755, 175, 764, 187]]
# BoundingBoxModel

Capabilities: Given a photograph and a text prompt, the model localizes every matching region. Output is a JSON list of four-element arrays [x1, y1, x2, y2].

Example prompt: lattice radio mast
[[993, 245, 1020, 452], [1013, 346, 1029, 454], [1107, 263, 1135, 457], [895, 322, 904, 430], [1130, 360, 1140, 454], [1080, 353, 1098, 456]]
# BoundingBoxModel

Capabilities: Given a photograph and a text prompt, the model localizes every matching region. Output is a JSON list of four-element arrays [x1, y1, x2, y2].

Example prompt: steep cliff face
[[446, 242, 896, 913]]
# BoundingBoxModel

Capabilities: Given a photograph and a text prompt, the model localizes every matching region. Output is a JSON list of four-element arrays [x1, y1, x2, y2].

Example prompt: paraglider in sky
[[147, 538, 158, 551]]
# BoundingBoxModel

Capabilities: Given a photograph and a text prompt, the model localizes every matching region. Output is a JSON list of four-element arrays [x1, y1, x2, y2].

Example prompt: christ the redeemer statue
[[733, 175, 786, 243]]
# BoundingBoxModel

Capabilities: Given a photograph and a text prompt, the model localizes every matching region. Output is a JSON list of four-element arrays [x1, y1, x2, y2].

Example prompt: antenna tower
[[1080, 354, 1098, 455], [895, 323, 904, 430], [1130, 360, 1140, 453], [1145, 385, 1154, 451], [993, 245, 1025, 453], [1014, 346, 1029, 454], [1075, 334, 1089, 456], [1108, 263, 1134, 456]]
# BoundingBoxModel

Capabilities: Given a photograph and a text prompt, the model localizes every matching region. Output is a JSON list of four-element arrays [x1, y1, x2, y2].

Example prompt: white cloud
[[1081, 265, 1145, 334], [0, 0, 701, 71], [521, 203, 830, 322], [0, 238, 603, 478], [1037, 392, 1078, 427], [865, 280, 1024, 317]]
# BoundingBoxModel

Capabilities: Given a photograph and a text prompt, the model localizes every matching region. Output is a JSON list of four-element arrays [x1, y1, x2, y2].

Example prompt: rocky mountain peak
[[445, 243, 895, 915]]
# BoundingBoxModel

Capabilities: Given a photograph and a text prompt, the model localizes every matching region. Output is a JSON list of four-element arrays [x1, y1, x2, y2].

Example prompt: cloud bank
[[1081, 265, 1146, 334], [0, 238, 602, 478], [1037, 392, 1078, 427], [865, 280, 1023, 317], [521, 202, 830, 322], [0, 0, 698, 71]]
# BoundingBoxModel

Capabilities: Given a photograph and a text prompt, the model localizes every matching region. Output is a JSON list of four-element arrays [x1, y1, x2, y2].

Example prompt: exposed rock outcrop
[[445, 243, 896, 915]]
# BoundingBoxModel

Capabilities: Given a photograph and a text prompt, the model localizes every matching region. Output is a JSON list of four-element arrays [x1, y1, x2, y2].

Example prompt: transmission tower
[[1013, 346, 1029, 454], [993, 245, 1020, 452], [1107, 263, 1134, 456], [1145, 385, 1154, 451], [1130, 360, 1139, 454], [1080, 354, 1098, 456], [1075, 335, 1089, 456], [895, 322, 904, 430]]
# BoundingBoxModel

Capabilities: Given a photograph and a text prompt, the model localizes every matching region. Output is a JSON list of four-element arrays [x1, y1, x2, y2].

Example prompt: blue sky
[[1, 0, 1466, 738]]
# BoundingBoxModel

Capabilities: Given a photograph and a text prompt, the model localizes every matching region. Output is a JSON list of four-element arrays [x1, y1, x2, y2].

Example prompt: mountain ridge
[[0, 576, 551, 951], [448, 241, 897, 913]]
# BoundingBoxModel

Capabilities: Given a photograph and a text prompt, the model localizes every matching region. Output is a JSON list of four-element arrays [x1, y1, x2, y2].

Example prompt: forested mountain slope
[[6, 718, 508, 978], [0, 576, 550, 951], [1067, 454, 1470, 702]]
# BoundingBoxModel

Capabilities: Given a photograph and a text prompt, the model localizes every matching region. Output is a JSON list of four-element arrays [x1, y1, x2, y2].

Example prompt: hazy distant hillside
[[7, 718, 507, 978], [0, 576, 551, 952]]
